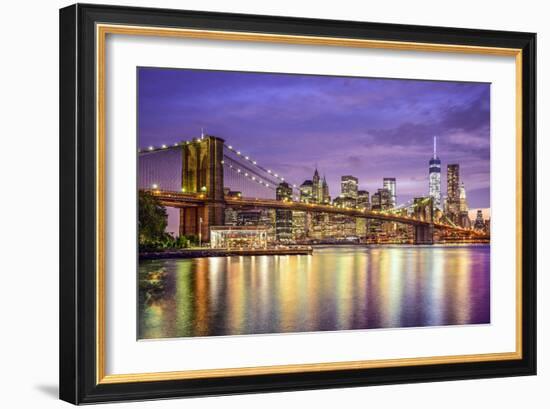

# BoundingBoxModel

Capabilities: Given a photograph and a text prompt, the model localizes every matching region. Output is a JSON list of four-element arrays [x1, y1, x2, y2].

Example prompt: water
[[138, 245, 490, 339]]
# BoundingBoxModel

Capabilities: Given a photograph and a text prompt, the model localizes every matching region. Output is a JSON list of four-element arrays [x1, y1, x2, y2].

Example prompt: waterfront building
[[356, 218, 368, 237], [292, 211, 308, 241], [341, 175, 359, 200], [383, 177, 396, 208], [275, 181, 293, 242], [224, 207, 239, 226], [237, 209, 261, 225], [429, 136, 442, 209], [447, 164, 460, 221], [210, 226, 268, 249]]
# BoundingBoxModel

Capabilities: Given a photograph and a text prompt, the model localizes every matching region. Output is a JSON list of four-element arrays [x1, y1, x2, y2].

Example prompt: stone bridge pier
[[178, 136, 225, 242], [414, 224, 434, 245]]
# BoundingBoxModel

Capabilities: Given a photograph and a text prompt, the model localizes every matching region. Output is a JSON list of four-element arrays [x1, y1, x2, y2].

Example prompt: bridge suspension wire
[[138, 148, 183, 191], [223, 144, 301, 195], [223, 163, 276, 199]]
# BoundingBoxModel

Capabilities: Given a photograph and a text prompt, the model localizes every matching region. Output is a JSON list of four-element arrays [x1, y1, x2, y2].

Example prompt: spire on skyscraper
[[433, 135, 438, 159]]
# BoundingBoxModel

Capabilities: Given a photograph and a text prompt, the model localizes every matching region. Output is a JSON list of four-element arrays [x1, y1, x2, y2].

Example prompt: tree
[[138, 191, 168, 245]]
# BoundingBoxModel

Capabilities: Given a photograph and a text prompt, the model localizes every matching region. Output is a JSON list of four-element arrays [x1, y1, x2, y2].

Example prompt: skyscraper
[[447, 164, 460, 219], [299, 180, 313, 203], [371, 188, 392, 211], [322, 175, 330, 204], [312, 168, 321, 203], [383, 177, 396, 208], [429, 136, 442, 209], [459, 182, 468, 212], [357, 190, 370, 210], [458, 182, 470, 228], [341, 175, 358, 200]]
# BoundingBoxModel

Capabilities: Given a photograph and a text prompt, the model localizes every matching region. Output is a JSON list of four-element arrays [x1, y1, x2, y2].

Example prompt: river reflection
[[138, 245, 490, 339]]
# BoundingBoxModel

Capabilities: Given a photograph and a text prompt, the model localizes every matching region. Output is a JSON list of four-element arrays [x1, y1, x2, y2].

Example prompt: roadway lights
[[152, 184, 158, 189], [161, 144, 167, 148], [228, 145, 232, 149], [237, 169, 241, 173], [252, 176, 256, 180], [253, 161, 257, 165], [245, 156, 249, 160], [148, 146, 154, 150], [237, 151, 241, 155], [267, 170, 272, 173]]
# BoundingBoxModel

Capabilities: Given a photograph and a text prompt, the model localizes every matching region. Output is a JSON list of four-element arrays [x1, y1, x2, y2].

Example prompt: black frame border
[[60, 3, 536, 404]]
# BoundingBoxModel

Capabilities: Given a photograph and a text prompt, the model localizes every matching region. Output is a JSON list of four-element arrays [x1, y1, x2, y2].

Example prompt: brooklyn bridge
[[139, 135, 483, 244]]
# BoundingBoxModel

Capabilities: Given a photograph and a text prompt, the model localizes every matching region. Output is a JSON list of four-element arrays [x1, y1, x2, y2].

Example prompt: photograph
[[137, 68, 492, 340]]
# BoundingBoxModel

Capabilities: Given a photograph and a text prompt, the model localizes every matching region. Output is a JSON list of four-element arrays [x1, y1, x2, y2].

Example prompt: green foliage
[[138, 191, 168, 244], [138, 192, 198, 252]]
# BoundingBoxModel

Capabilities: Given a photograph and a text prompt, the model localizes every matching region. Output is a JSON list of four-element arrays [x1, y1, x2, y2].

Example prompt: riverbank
[[139, 246, 313, 260]]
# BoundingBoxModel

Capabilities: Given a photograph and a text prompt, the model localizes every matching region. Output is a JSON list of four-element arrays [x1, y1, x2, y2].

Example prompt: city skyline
[[138, 67, 490, 208]]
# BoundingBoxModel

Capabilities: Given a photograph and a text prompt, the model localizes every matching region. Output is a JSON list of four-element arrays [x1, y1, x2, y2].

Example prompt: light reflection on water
[[138, 245, 490, 339]]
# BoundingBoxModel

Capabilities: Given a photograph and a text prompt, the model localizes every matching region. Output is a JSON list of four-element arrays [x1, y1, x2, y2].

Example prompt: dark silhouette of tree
[[138, 191, 168, 244]]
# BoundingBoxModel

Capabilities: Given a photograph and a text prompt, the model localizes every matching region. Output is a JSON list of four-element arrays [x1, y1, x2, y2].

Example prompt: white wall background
[[0, 0, 546, 407]]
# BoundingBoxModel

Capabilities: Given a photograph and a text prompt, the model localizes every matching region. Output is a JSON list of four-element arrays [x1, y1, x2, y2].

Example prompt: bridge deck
[[141, 189, 479, 234]]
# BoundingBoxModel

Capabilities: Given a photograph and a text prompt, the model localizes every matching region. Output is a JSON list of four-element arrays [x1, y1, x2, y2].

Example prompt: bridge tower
[[412, 197, 434, 245], [179, 136, 225, 242]]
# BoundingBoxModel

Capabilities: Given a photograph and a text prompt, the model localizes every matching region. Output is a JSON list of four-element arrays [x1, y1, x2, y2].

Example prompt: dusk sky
[[138, 67, 490, 209]]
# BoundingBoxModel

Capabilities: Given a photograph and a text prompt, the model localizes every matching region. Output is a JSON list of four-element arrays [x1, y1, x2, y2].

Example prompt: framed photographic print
[[59, 3, 536, 404]]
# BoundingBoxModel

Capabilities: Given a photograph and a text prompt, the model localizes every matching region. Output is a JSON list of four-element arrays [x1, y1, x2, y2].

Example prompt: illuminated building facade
[[275, 181, 293, 242], [383, 177, 396, 208], [357, 190, 370, 210], [474, 209, 486, 231], [447, 164, 460, 221], [312, 168, 321, 203], [459, 182, 468, 212], [341, 175, 359, 200], [299, 180, 313, 203], [210, 226, 268, 249], [321, 175, 330, 204], [429, 136, 442, 210], [371, 188, 392, 211]]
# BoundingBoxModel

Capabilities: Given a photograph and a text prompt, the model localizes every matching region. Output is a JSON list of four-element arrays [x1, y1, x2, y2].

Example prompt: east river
[[138, 245, 490, 339]]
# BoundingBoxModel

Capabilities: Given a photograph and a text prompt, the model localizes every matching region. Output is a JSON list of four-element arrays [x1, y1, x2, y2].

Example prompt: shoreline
[[139, 247, 313, 260], [139, 242, 489, 260]]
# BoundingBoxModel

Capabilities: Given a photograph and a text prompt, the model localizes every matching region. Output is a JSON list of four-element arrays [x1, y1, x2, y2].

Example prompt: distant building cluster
[[429, 136, 489, 233], [224, 166, 405, 244], [222, 136, 489, 244]]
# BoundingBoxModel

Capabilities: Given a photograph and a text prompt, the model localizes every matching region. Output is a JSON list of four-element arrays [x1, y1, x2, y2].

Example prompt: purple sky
[[138, 67, 490, 209]]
